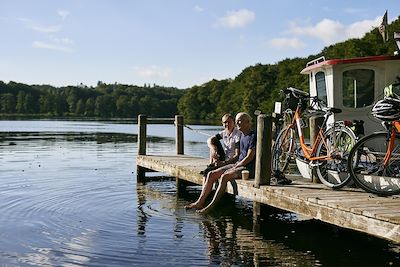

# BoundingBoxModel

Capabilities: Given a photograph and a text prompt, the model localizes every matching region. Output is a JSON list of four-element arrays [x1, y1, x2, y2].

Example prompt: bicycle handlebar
[[282, 87, 340, 115]]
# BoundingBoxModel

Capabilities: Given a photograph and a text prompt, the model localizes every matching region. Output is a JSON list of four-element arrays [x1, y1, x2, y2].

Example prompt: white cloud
[[19, 18, 61, 33], [32, 41, 73, 53], [268, 38, 306, 49], [287, 16, 381, 45], [194, 5, 204, 13], [135, 66, 172, 79], [217, 9, 255, 28], [57, 9, 70, 20]]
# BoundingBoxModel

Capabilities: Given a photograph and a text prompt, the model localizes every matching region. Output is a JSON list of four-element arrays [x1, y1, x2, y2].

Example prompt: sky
[[0, 0, 399, 89]]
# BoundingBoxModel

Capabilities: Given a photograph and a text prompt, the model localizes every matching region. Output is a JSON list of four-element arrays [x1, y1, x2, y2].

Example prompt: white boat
[[301, 54, 400, 134]]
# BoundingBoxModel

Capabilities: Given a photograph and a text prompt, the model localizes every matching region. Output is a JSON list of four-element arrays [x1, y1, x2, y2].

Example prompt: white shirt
[[216, 128, 241, 160]]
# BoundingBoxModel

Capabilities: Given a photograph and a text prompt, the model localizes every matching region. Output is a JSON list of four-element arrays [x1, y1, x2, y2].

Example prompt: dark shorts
[[214, 164, 250, 179]]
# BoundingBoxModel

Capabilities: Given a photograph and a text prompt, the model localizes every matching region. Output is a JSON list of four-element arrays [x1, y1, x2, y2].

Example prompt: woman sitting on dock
[[200, 113, 241, 176], [185, 112, 256, 213]]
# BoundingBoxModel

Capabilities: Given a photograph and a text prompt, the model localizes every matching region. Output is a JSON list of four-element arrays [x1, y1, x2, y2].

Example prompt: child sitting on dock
[[200, 113, 241, 176], [186, 112, 256, 213]]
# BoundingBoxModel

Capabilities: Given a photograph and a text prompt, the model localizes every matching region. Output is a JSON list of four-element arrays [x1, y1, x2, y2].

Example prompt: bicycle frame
[[284, 105, 333, 161], [383, 120, 400, 166]]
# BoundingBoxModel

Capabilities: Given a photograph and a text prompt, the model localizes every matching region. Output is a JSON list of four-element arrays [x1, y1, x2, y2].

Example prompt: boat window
[[342, 69, 375, 108], [315, 72, 327, 104]]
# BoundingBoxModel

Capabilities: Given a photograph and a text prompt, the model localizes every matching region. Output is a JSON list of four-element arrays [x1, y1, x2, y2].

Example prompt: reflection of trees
[[201, 217, 318, 267], [136, 184, 149, 237]]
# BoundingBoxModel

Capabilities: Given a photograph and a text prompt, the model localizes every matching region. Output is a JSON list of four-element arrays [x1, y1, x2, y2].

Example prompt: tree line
[[1, 17, 399, 121], [0, 82, 183, 118]]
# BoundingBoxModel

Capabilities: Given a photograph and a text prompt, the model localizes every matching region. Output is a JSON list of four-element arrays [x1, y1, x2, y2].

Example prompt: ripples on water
[[0, 121, 399, 266]]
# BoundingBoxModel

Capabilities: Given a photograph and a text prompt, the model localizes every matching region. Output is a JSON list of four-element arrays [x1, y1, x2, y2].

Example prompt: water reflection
[[0, 123, 399, 266]]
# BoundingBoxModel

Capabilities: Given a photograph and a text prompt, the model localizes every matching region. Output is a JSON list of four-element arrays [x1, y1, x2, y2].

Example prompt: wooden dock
[[136, 115, 400, 244]]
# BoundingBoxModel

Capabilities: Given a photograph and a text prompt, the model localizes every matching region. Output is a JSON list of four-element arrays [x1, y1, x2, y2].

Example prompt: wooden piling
[[138, 114, 147, 156], [137, 114, 148, 182], [175, 115, 184, 155], [254, 115, 272, 187]]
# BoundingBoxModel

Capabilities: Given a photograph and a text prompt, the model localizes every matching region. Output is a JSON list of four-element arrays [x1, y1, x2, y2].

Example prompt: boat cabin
[[301, 55, 400, 134]]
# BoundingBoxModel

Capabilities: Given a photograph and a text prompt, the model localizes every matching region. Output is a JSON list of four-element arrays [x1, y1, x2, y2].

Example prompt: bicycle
[[272, 87, 357, 188], [347, 84, 400, 196]]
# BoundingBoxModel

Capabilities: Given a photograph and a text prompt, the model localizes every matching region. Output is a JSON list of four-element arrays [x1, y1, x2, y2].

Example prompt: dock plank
[[137, 154, 400, 243]]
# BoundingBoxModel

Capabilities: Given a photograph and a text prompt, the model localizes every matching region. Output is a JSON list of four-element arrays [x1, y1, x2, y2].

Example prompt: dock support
[[175, 115, 184, 155], [254, 114, 272, 187], [138, 114, 147, 156], [137, 114, 147, 182]]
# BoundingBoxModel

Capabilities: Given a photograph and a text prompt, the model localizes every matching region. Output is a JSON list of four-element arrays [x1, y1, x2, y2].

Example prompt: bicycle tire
[[315, 125, 356, 188], [272, 125, 296, 173], [348, 132, 400, 196]]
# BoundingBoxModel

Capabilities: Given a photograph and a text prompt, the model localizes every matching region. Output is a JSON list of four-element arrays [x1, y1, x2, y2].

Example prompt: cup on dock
[[241, 170, 250, 180]]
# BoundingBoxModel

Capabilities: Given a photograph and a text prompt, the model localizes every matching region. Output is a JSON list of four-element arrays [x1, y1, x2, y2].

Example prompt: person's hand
[[215, 160, 224, 167], [211, 150, 219, 161]]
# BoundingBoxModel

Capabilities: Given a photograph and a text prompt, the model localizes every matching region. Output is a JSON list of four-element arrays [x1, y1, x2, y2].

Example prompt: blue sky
[[0, 0, 398, 89]]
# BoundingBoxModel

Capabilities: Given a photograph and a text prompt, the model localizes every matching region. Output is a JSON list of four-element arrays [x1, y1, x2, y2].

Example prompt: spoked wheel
[[348, 132, 400, 196], [272, 126, 296, 174], [315, 125, 356, 188]]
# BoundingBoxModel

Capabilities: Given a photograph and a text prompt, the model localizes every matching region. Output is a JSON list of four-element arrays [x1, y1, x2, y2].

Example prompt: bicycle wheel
[[315, 125, 356, 188], [272, 125, 296, 173], [348, 132, 400, 196]]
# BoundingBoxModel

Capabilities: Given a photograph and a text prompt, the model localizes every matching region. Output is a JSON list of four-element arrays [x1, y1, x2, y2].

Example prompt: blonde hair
[[221, 113, 234, 122], [235, 112, 252, 124]]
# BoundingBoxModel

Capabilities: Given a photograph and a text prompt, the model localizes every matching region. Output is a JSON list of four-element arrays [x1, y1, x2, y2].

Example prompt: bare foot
[[184, 202, 203, 209], [196, 206, 210, 214]]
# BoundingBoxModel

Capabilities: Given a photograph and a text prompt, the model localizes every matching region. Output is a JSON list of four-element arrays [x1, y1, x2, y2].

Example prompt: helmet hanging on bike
[[371, 97, 400, 121]]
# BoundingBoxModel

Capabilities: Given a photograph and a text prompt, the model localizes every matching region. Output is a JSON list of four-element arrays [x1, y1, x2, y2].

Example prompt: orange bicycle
[[272, 87, 357, 188], [347, 84, 400, 196]]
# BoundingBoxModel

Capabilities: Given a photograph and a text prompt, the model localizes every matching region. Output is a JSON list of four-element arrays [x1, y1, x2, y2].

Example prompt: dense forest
[[1, 17, 399, 121], [0, 82, 183, 118]]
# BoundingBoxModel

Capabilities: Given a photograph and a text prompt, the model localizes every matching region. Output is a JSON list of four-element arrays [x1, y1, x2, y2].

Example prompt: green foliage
[[178, 16, 400, 120], [0, 82, 183, 118]]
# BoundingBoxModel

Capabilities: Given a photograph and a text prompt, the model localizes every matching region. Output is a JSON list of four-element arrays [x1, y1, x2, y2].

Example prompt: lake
[[0, 120, 399, 266]]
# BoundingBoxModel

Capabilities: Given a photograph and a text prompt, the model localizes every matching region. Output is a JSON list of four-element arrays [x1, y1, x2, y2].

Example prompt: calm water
[[0, 120, 399, 266]]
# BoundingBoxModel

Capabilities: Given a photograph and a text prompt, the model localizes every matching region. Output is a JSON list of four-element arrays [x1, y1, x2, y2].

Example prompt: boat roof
[[300, 55, 400, 74]]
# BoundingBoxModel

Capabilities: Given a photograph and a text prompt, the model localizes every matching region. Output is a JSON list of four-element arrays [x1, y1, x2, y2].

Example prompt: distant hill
[[0, 81, 183, 118], [178, 16, 400, 121]]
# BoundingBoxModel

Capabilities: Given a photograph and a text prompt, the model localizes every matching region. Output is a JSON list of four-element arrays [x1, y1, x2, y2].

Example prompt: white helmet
[[371, 97, 400, 121]]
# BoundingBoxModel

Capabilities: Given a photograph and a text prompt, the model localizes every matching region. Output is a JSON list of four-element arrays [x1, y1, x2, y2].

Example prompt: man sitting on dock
[[185, 112, 256, 213], [200, 113, 241, 176]]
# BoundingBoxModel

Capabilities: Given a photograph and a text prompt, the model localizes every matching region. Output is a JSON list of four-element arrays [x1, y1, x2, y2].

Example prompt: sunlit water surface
[[0, 120, 399, 266]]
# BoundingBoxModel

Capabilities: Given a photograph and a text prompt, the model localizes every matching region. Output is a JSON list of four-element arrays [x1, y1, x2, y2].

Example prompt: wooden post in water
[[175, 115, 185, 190], [175, 115, 184, 155], [309, 116, 324, 183], [254, 114, 272, 187], [137, 114, 147, 182]]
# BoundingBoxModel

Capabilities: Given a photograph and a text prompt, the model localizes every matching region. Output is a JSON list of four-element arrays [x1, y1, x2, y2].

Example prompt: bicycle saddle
[[284, 87, 309, 98]]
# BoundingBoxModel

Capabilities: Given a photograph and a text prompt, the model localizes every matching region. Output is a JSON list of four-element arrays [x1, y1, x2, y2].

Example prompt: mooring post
[[137, 114, 147, 182], [138, 114, 147, 156], [309, 116, 324, 183], [254, 114, 272, 187], [175, 115, 184, 155]]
